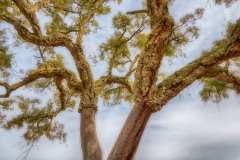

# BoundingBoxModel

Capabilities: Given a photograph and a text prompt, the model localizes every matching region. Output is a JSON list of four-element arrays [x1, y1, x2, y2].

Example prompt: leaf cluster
[[0, 29, 12, 78], [214, 0, 238, 7], [2, 96, 67, 144], [100, 84, 133, 106], [200, 79, 229, 103], [43, 0, 122, 37], [0, 99, 14, 125], [100, 12, 148, 72], [0, 0, 13, 19], [35, 47, 66, 69], [166, 8, 204, 57]]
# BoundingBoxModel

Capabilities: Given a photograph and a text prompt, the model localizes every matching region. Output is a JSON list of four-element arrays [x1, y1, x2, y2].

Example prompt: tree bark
[[107, 102, 152, 160], [80, 108, 103, 160]]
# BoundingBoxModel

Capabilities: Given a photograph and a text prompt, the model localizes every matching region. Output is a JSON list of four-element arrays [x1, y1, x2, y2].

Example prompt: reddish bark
[[107, 102, 152, 160]]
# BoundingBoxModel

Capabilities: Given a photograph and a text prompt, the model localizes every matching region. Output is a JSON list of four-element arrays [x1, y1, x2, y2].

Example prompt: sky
[[1, 0, 240, 160]]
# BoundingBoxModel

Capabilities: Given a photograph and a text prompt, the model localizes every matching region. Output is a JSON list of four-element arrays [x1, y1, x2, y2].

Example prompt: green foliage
[[45, 14, 69, 35], [99, 11, 148, 75], [51, 0, 73, 11], [0, 112, 6, 125], [0, 52, 12, 69], [201, 19, 240, 66], [100, 84, 133, 106], [0, 99, 15, 110], [0, 0, 12, 19], [0, 74, 78, 146], [29, 78, 55, 93], [35, 47, 66, 69], [43, 0, 122, 36], [179, 8, 204, 25], [200, 79, 229, 103], [2, 96, 67, 144], [214, 0, 237, 7], [97, 8, 149, 106], [53, 85, 78, 111], [0, 99, 14, 125], [223, 19, 240, 67], [113, 12, 132, 30], [166, 8, 204, 57], [100, 31, 131, 72], [24, 77, 78, 112], [47, 53, 65, 68], [43, 0, 77, 36], [133, 33, 148, 50], [199, 19, 240, 103], [0, 29, 12, 78]]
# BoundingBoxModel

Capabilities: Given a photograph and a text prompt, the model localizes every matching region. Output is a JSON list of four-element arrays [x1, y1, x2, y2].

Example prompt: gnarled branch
[[134, 0, 174, 102], [2, 16, 73, 49], [95, 76, 133, 94], [0, 68, 82, 98]]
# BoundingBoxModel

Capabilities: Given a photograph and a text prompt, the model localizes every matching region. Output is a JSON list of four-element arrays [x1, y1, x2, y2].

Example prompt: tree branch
[[2, 15, 73, 49], [76, 0, 107, 43], [54, 77, 66, 109], [134, 0, 174, 102], [151, 20, 240, 111], [95, 76, 133, 94], [126, 9, 148, 15], [37, 46, 48, 70], [0, 68, 82, 98], [12, 0, 42, 36], [125, 54, 139, 78]]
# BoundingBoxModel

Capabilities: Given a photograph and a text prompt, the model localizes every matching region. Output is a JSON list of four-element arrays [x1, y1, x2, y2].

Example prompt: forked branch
[[12, 0, 42, 36], [152, 21, 240, 111]]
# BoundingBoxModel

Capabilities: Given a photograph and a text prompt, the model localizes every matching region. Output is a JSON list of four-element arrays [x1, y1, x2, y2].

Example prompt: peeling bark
[[134, 0, 173, 102]]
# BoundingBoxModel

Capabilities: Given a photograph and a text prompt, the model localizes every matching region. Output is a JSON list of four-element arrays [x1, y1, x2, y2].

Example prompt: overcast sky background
[[1, 0, 240, 160]]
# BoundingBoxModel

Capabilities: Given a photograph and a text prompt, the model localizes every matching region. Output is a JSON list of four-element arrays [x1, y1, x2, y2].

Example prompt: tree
[[0, 0, 240, 159]]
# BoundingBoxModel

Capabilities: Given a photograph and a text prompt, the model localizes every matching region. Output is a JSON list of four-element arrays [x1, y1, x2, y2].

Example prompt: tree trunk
[[107, 102, 152, 160], [80, 108, 103, 160]]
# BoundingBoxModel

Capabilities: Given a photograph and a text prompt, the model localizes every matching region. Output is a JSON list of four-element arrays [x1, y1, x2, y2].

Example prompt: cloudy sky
[[1, 0, 240, 160]]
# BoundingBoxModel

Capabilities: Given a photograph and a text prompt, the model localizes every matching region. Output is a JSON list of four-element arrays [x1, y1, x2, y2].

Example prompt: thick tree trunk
[[107, 102, 152, 160], [80, 108, 103, 160]]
